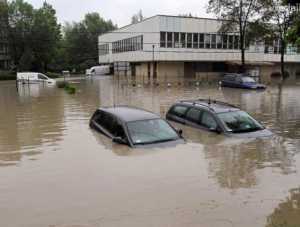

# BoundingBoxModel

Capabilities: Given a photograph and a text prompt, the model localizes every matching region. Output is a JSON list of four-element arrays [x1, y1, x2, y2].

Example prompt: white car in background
[[17, 72, 56, 84], [86, 65, 111, 76]]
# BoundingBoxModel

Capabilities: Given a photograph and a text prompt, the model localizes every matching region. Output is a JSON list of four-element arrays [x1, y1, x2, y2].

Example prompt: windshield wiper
[[232, 127, 262, 133], [134, 137, 178, 145]]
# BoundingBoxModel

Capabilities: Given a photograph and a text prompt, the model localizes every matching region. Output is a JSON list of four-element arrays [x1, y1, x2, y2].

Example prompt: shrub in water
[[57, 81, 76, 94]]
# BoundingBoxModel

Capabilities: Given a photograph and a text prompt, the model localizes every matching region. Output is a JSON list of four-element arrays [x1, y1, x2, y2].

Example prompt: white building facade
[[99, 15, 300, 82]]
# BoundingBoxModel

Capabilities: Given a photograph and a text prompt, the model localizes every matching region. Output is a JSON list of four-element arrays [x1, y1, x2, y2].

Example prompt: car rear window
[[170, 105, 188, 118]]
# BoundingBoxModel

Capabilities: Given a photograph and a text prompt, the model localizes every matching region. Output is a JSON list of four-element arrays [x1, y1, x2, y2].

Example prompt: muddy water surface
[[0, 77, 300, 227]]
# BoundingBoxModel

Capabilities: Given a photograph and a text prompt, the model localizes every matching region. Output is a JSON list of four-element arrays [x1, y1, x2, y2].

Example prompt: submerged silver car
[[166, 99, 273, 138]]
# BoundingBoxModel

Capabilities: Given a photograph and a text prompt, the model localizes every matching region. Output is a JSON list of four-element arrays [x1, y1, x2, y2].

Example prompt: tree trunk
[[241, 47, 246, 73], [240, 32, 246, 73], [280, 38, 285, 79]]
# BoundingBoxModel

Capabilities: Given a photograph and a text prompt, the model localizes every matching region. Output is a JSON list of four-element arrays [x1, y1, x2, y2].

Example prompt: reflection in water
[[0, 77, 300, 227], [266, 188, 300, 227]]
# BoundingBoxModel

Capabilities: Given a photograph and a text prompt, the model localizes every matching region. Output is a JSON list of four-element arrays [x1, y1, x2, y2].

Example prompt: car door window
[[38, 74, 47, 80], [170, 105, 188, 118], [112, 121, 126, 139], [235, 77, 242, 83], [201, 111, 218, 129], [185, 107, 202, 124], [98, 112, 115, 135]]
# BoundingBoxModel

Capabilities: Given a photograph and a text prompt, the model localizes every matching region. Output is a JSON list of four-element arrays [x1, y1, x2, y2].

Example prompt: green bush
[[56, 81, 68, 88], [0, 71, 16, 81], [65, 85, 76, 94], [57, 81, 76, 94], [46, 72, 61, 78]]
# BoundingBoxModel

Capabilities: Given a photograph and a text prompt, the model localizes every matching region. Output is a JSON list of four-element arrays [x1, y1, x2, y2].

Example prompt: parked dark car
[[90, 106, 184, 147], [166, 99, 273, 138], [220, 73, 266, 89]]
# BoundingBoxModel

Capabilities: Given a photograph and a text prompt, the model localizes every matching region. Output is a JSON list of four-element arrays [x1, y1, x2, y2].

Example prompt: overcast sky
[[26, 0, 213, 27]]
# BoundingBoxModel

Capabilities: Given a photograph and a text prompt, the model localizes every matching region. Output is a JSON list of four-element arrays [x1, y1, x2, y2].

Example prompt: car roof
[[176, 99, 240, 114], [99, 106, 160, 122]]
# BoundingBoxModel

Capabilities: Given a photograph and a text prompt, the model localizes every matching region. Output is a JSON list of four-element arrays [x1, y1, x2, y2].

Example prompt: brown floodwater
[[0, 77, 300, 227]]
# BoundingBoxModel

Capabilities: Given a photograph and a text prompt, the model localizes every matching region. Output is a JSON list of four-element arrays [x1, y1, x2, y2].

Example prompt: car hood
[[226, 128, 273, 138]]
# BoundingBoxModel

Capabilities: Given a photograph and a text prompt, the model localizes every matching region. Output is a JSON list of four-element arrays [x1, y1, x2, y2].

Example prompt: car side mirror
[[209, 126, 222, 134], [112, 137, 127, 144], [177, 129, 183, 137]]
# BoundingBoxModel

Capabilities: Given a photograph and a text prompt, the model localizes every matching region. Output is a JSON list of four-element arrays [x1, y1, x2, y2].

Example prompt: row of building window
[[112, 35, 143, 54], [99, 44, 109, 56], [262, 40, 300, 54], [160, 32, 240, 50]]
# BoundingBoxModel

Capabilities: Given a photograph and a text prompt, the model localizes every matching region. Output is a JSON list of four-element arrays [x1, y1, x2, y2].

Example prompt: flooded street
[[0, 77, 300, 227]]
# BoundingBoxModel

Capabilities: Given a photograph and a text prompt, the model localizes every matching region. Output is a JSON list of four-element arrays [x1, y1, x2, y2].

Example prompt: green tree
[[287, 16, 300, 46], [131, 10, 143, 24], [31, 2, 61, 71], [63, 12, 116, 72], [260, 0, 297, 77], [8, 0, 35, 70], [207, 0, 263, 72], [7, 0, 61, 71]]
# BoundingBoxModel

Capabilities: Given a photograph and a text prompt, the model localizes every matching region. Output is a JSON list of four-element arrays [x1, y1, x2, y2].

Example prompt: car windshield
[[127, 119, 179, 145], [241, 77, 256, 83], [217, 111, 264, 133]]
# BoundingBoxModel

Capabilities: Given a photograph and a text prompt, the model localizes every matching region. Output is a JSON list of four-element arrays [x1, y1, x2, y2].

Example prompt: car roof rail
[[198, 99, 238, 108], [179, 99, 216, 112], [179, 98, 238, 110]]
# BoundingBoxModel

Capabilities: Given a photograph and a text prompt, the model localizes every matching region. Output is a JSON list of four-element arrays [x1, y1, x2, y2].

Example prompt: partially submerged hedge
[[56, 81, 76, 94]]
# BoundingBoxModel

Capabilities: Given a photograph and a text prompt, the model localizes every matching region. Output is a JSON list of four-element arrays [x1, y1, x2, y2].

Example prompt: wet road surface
[[0, 77, 300, 227]]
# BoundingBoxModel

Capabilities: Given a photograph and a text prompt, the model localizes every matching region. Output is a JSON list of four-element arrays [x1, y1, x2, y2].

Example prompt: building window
[[112, 35, 143, 54], [211, 34, 216, 49], [181, 33, 186, 48], [174, 32, 180, 48], [193, 33, 198, 48], [160, 32, 166, 48], [99, 44, 109, 55], [199, 33, 204, 48], [234, 35, 239, 49], [228, 35, 234, 49], [187, 33, 192, 48], [205, 34, 210, 48], [216, 35, 222, 49], [167, 32, 173, 48], [222, 35, 228, 49]]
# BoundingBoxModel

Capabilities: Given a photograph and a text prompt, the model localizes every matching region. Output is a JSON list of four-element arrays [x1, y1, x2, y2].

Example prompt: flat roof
[[100, 106, 159, 122], [99, 14, 220, 37]]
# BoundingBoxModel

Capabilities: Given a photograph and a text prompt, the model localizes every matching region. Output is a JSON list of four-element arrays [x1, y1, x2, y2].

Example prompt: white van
[[86, 65, 111, 76], [17, 72, 56, 84]]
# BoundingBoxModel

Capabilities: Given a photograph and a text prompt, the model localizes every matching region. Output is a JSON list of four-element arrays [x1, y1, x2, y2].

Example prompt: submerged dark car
[[166, 99, 273, 138], [90, 106, 184, 147], [221, 73, 266, 89]]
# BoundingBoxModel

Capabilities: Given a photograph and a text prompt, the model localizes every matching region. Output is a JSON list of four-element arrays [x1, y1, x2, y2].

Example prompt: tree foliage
[[7, 0, 61, 71], [5, 1, 116, 73], [287, 16, 300, 46], [207, 0, 263, 72], [63, 13, 116, 72], [131, 10, 143, 24], [260, 0, 297, 77]]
